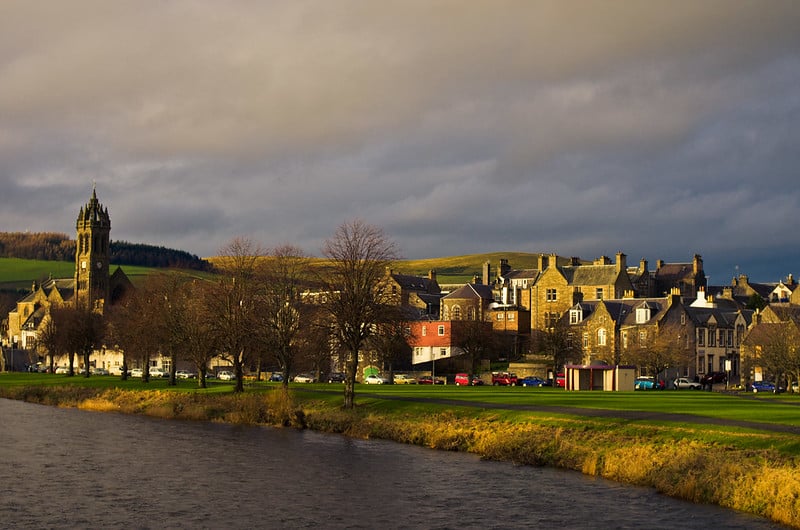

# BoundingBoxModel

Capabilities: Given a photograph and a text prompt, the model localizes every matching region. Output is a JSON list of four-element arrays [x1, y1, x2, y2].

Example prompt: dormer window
[[569, 308, 583, 324], [636, 306, 651, 324]]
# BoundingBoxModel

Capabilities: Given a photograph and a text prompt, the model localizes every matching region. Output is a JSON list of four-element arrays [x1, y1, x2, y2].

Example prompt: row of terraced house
[[394, 252, 800, 387]]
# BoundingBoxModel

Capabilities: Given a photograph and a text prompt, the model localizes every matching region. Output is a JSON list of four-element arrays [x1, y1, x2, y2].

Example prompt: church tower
[[75, 186, 111, 311]]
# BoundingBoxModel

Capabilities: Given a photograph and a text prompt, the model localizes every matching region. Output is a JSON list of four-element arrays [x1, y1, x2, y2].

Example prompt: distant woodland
[[0, 232, 212, 271]]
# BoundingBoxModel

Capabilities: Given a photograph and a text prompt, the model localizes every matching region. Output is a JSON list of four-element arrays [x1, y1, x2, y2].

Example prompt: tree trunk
[[343, 351, 358, 409], [83, 349, 91, 377], [234, 349, 245, 393]]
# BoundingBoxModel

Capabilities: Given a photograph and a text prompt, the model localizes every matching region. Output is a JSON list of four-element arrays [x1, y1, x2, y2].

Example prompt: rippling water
[[0, 398, 786, 529]]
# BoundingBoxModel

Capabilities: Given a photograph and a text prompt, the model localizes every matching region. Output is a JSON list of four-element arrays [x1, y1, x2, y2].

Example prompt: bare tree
[[257, 244, 310, 391], [451, 319, 496, 375], [182, 280, 222, 388], [63, 305, 106, 377], [321, 220, 398, 409], [36, 306, 69, 374], [534, 321, 583, 378], [208, 237, 263, 392], [744, 321, 800, 392], [109, 279, 163, 382], [621, 323, 693, 383]]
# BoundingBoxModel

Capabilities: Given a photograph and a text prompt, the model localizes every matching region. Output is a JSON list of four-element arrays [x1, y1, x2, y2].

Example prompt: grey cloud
[[1, 1, 800, 282]]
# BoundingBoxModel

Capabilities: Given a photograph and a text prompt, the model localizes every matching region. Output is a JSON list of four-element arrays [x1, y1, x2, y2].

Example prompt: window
[[596, 287, 604, 300], [582, 332, 589, 348], [727, 330, 733, 347], [709, 329, 716, 347], [622, 331, 628, 349], [636, 307, 650, 324], [681, 312, 686, 325], [496, 313, 504, 321], [546, 288, 557, 302], [507, 313, 514, 321], [437, 325, 445, 336], [422, 326, 427, 336], [545, 312, 559, 328], [698, 328, 705, 346], [569, 308, 582, 324], [452, 306, 461, 320], [639, 331, 647, 345], [467, 307, 475, 320], [598, 328, 607, 346], [439, 348, 447, 358]]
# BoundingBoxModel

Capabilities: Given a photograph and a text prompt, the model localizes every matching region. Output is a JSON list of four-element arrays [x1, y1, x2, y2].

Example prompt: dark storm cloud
[[1, 1, 799, 281]]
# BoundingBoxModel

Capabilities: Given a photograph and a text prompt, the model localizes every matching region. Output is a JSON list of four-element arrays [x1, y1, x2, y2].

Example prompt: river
[[0, 398, 786, 529]]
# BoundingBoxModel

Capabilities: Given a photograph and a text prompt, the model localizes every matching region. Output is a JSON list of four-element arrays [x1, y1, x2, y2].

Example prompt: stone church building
[[5, 187, 133, 353]]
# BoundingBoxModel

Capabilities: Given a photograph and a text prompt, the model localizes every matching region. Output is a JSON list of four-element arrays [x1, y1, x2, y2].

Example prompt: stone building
[[5, 188, 133, 358]]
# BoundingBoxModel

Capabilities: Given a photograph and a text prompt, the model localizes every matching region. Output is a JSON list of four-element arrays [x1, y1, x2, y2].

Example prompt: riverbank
[[1, 381, 799, 527]]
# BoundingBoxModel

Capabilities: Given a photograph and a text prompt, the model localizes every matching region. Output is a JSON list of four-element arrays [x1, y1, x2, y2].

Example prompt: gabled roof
[[503, 269, 540, 281], [560, 264, 622, 286], [444, 283, 494, 301], [685, 306, 750, 328], [390, 272, 438, 293], [654, 263, 696, 281]]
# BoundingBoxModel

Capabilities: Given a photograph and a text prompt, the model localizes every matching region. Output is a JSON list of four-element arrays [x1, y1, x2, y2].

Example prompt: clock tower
[[75, 186, 111, 311]]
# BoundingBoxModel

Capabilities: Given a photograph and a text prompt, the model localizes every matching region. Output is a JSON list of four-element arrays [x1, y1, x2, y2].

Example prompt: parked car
[[130, 368, 143, 378], [327, 372, 345, 383], [635, 376, 656, 390], [418, 375, 444, 385], [149, 367, 168, 378], [555, 373, 566, 388], [55, 366, 70, 374], [454, 373, 471, 386], [269, 372, 284, 382], [176, 370, 195, 379], [701, 372, 727, 385], [751, 380, 782, 393], [491, 372, 518, 386], [793, 381, 799, 393], [673, 377, 701, 390], [393, 374, 417, 384], [364, 374, 389, 384], [519, 375, 545, 387], [218, 370, 236, 381], [471, 375, 485, 386], [293, 373, 316, 383], [91, 367, 110, 376]]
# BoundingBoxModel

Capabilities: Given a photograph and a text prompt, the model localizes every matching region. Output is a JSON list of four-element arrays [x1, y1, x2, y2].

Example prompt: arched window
[[597, 328, 607, 346], [452, 306, 461, 320], [467, 307, 475, 321]]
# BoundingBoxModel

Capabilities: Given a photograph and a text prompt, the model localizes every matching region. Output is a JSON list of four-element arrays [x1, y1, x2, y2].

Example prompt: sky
[[1, 1, 799, 285]]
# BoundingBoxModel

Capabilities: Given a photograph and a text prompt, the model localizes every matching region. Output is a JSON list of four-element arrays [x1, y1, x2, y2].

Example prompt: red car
[[454, 373, 470, 386], [491, 372, 518, 386], [418, 375, 444, 385], [555, 373, 565, 388]]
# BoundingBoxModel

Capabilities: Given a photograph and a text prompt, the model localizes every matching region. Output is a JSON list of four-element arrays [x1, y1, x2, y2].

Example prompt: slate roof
[[444, 283, 494, 301], [503, 269, 540, 281], [560, 264, 621, 286], [654, 263, 696, 281], [390, 272, 439, 293]]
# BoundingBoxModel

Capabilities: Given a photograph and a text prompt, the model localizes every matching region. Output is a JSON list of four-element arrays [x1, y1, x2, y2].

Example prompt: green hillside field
[[0, 257, 208, 293], [0, 252, 541, 294]]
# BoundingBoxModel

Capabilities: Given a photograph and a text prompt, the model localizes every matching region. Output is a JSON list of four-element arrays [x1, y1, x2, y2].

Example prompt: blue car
[[519, 376, 545, 387], [751, 381, 781, 393]]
